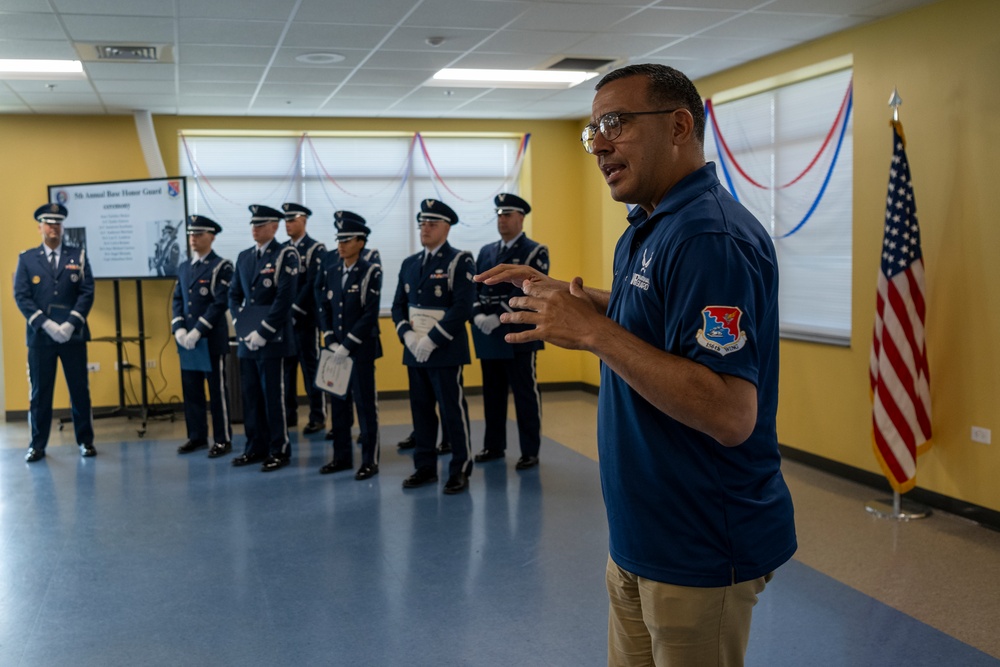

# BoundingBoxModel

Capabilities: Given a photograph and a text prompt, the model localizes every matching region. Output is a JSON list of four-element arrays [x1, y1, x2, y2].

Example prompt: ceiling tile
[[0, 12, 66, 40], [177, 0, 293, 21], [402, 0, 530, 30], [295, 0, 421, 25], [178, 65, 266, 83], [179, 45, 276, 67], [505, 2, 627, 32], [606, 7, 739, 35], [53, 0, 171, 16], [0, 39, 78, 59], [61, 14, 176, 42], [83, 61, 176, 80], [379, 26, 496, 52], [282, 22, 395, 50], [474, 29, 590, 56], [178, 18, 285, 46], [94, 79, 176, 93]]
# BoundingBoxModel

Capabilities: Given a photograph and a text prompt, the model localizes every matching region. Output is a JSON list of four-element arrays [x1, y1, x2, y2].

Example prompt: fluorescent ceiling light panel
[[0, 59, 86, 80], [426, 68, 598, 89]]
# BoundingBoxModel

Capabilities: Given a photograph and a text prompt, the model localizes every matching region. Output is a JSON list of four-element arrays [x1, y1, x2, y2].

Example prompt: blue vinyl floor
[[1, 421, 997, 666]]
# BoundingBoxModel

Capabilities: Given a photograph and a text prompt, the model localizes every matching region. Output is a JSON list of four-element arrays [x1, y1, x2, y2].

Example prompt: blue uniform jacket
[[171, 251, 234, 357], [228, 240, 299, 359], [391, 242, 475, 368], [14, 244, 94, 347], [472, 234, 549, 359], [316, 255, 383, 362], [289, 234, 325, 328]]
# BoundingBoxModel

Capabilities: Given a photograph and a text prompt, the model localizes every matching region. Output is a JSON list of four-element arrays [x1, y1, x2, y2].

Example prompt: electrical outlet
[[87, 362, 100, 372], [146, 360, 156, 368], [971, 427, 991, 445]]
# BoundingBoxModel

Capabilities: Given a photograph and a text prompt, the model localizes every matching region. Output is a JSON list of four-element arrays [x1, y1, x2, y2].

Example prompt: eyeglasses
[[580, 109, 679, 153]]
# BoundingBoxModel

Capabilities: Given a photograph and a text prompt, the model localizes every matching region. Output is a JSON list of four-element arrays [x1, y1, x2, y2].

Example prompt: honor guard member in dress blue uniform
[[472, 194, 549, 470], [391, 199, 476, 494], [281, 202, 327, 434], [171, 215, 234, 458], [315, 212, 382, 480], [228, 205, 300, 472], [323, 235, 383, 442], [15, 204, 96, 462]]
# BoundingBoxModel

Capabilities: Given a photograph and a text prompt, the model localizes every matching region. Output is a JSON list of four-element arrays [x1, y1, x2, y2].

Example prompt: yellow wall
[[3, 0, 997, 514], [691, 0, 999, 511]]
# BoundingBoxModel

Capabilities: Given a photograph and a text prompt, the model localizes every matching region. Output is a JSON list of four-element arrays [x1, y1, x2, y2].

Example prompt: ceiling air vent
[[96, 45, 159, 61], [546, 57, 617, 71], [74, 43, 174, 63]]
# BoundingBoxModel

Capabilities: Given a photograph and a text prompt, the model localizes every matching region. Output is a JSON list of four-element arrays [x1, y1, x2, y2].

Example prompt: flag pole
[[865, 86, 932, 521]]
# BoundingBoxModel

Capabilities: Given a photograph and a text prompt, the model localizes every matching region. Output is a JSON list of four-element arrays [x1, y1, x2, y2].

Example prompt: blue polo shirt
[[599, 163, 796, 587]]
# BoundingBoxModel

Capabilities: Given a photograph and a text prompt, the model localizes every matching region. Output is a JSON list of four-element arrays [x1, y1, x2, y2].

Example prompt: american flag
[[869, 121, 932, 493]]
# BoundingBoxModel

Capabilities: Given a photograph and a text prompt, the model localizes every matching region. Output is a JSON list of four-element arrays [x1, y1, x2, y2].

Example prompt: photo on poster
[[47, 177, 188, 280]]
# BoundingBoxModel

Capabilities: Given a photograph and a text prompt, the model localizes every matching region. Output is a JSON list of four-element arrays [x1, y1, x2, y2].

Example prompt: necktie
[[49, 252, 57, 272], [341, 269, 349, 288]]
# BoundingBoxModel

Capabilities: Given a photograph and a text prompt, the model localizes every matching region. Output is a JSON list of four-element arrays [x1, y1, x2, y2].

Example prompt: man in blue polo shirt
[[477, 64, 796, 666]]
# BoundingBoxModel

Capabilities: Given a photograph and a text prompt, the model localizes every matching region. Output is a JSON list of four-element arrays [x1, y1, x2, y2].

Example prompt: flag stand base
[[865, 491, 931, 520]]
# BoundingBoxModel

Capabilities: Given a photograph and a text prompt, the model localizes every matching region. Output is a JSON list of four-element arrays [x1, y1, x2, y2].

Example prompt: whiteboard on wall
[[47, 177, 189, 280]]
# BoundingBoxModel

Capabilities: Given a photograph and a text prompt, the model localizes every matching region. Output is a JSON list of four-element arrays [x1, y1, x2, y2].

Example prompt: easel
[[61, 279, 172, 436]]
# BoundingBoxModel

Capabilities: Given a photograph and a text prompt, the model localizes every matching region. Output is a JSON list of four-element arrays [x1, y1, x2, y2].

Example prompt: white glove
[[43, 320, 69, 343], [245, 330, 267, 351], [174, 328, 188, 346], [332, 343, 351, 364], [58, 322, 76, 340], [474, 313, 502, 335], [182, 328, 202, 350], [403, 330, 419, 356], [414, 336, 437, 363]]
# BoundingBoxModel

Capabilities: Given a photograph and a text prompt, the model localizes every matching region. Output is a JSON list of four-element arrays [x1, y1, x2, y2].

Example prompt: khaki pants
[[606, 556, 772, 667]]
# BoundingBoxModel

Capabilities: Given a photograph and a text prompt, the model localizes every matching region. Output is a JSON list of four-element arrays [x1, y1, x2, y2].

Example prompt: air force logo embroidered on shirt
[[630, 248, 654, 290], [696, 306, 747, 356]]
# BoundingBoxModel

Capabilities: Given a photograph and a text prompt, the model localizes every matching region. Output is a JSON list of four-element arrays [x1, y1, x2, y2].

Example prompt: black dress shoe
[[436, 440, 452, 454], [177, 439, 208, 454], [79, 444, 97, 458], [402, 467, 438, 488], [474, 448, 505, 463], [319, 459, 352, 474], [354, 464, 379, 480], [515, 456, 539, 470], [302, 421, 325, 435], [207, 442, 232, 458], [287, 416, 298, 428], [261, 456, 290, 472], [232, 452, 266, 467], [325, 429, 335, 441], [443, 472, 469, 495], [397, 435, 415, 450], [25, 448, 45, 463]]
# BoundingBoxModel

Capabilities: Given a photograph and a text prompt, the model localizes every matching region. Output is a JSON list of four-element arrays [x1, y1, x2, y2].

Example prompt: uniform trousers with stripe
[[240, 356, 290, 460], [27, 342, 94, 450], [180, 354, 232, 445], [407, 365, 472, 478], [480, 350, 541, 457], [329, 357, 380, 468], [284, 325, 325, 425]]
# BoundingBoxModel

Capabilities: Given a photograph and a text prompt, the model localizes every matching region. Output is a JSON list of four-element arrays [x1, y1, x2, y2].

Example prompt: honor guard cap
[[281, 202, 312, 219], [416, 199, 458, 226], [187, 215, 222, 235], [335, 210, 371, 240], [494, 193, 530, 215], [248, 204, 283, 226], [35, 203, 67, 223]]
